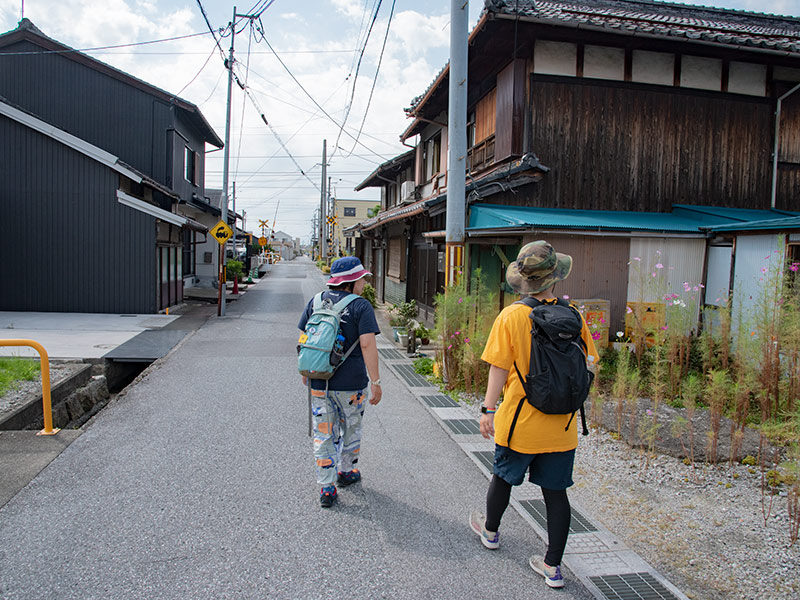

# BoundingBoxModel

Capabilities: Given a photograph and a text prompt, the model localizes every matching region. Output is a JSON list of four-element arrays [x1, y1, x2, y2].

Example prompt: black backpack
[[507, 297, 594, 444]]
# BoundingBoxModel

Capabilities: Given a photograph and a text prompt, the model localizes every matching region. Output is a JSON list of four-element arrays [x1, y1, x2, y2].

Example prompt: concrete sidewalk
[[0, 259, 686, 600]]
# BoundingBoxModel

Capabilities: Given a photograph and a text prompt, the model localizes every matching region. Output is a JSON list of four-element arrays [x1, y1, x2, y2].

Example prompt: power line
[[332, 0, 383, 161], [175, 41, 219, 97], [255, 31, 390, 161], [0, 30, 212, 55], [342, 0, 396, 159]]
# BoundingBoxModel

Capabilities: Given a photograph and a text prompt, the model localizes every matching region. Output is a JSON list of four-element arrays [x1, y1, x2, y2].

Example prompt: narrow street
[[0, 258, 594, 600]]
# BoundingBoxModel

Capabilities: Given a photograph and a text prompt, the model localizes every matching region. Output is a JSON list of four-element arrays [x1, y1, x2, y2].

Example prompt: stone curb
[[0, 363, 93, 431]]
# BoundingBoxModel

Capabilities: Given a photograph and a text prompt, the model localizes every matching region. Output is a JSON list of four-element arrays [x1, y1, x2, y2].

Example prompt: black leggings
[[485, 474, 571, 567]]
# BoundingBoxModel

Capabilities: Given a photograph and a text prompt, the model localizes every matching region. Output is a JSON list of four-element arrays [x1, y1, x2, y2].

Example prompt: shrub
[[361, 283, 377, 308], [413, 356, 434, 376]]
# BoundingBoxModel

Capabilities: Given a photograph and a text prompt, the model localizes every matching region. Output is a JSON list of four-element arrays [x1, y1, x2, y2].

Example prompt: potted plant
[[388, 300, 417, 342], [415, 324, 431, 346]]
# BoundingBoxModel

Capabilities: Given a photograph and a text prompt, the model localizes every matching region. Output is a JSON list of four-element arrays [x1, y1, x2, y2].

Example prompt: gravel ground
[[0, 362, 87, 418], [457, 394, 799, 600]]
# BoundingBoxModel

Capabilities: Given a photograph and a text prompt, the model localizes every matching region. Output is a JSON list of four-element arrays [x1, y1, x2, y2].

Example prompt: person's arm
[[359, 332, 382, 405], [479, 364, 508, 439]]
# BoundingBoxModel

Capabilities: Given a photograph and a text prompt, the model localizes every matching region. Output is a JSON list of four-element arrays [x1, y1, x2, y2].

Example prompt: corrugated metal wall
[[731, 234, 783, 330], [523, 234, 630, 332], [0, 39, 172, 189], [0, 116, 157, 313]]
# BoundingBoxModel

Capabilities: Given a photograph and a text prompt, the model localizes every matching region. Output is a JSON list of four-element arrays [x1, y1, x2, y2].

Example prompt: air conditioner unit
[[400, 181, 415, 202]]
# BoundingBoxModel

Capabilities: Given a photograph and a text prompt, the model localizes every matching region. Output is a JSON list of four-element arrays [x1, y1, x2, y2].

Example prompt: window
[[423, 133, 441, 182], [344, 207, 356, 217], [184, 146, 200, 186], [182, 229, 195, 277]]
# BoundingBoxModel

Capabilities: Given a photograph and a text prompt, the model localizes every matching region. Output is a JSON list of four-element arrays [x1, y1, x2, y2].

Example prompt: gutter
[[770, 82, 800, 209]]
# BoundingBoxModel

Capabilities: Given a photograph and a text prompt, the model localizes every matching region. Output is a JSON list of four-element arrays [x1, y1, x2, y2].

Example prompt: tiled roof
[[486, 0, 800, 54]]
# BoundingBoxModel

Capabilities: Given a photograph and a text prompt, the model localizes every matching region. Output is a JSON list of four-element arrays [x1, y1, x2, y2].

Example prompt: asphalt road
[[0, 257, 595, 600]]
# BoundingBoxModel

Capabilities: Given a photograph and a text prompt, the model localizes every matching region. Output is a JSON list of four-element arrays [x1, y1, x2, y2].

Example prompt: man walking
[[469, 241, 599, 588], [298, 256, 382, 507]]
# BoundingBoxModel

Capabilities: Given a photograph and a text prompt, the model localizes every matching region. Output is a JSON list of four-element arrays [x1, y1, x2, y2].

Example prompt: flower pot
[[392, 327, 407, 342], [398, 333, 409, 347]]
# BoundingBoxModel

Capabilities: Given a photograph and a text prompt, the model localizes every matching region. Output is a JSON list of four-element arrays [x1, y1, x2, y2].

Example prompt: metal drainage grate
[[379, 348, 407, 361], [420, 394, 458, 408], [392, 363, 433, 387], [518, 499, 597, 534], [472, 450, 495, 472], [442, 419, 481, 435], [589, 573, 679, 600]]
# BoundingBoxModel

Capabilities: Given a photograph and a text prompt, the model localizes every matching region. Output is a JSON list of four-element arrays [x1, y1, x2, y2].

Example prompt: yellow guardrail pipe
[[0, 339, 59, 436]]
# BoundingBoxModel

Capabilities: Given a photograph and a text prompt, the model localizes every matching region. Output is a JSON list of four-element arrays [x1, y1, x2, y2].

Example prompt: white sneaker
[[529, 555, 565, 588], [469, 510, 499, 549]]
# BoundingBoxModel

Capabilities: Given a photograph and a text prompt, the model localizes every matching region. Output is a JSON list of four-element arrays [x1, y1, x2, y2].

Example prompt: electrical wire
[[195, 0, 227, 56], [257, 32, 390, 160], [175, 41, 219, 98], [331, 0, 383, 160], [0, 31, 212, 55], [341, 0, 396, 158]]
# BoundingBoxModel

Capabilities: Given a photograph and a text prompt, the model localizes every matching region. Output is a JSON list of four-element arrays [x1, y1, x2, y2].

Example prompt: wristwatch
[[370, 379, 381, 386], [480, 404, 496, 414]]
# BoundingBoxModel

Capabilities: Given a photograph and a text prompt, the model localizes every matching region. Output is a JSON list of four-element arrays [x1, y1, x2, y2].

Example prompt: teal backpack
[[297, 292, 360, 380]]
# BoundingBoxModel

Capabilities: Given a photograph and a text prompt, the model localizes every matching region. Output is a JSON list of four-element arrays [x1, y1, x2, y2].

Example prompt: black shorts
[[493, 444, 575, 489]]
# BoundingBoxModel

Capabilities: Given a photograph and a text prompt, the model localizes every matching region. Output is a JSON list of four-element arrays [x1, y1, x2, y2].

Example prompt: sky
[[0, 0, 798, 242]]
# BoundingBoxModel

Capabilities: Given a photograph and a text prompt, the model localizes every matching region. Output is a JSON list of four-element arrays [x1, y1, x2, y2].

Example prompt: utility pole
[[218, 5, 236, 317], [320, 139, 328, 261], [328, 176, 334, 258], [445, 0, 468, 286]]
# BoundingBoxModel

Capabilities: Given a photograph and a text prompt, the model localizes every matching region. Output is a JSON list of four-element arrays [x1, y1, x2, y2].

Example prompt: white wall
[[534, 40, 577, 76]]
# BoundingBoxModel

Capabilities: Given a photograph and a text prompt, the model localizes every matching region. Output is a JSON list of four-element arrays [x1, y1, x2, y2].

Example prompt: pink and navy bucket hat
[[327, 256, 372, 286]]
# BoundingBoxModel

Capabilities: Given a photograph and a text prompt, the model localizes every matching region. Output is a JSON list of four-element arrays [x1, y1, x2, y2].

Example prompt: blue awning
[[467, 204, 800, 235]]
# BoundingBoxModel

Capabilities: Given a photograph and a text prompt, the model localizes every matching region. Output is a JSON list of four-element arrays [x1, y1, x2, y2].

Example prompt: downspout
[[770, 82, 800, 209]]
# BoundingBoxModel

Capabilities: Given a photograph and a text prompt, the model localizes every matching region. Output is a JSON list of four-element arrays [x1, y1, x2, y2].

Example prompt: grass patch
[[0, 357, 40, 396]]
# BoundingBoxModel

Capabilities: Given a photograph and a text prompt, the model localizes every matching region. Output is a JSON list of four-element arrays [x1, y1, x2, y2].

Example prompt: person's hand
[[479, 413, 495, 439], [369, 383, 382, 405], [302, 376, 308, 385]]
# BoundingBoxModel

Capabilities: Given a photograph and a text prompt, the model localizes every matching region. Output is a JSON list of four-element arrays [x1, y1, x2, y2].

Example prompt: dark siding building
[[0, 20, 222, 313]]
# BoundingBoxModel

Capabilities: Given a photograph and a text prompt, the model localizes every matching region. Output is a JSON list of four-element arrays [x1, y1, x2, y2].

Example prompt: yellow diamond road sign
[[212, 220, 233, 245]]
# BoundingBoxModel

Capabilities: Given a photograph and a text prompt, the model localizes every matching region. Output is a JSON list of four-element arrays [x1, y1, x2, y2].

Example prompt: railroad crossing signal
[[327, 216, 337, 225], [212, 220, 233, 245], [258, 219, 269, 229]]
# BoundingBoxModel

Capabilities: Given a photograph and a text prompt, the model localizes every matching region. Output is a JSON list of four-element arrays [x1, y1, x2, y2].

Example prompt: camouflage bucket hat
[[506, 240, 572, 295]]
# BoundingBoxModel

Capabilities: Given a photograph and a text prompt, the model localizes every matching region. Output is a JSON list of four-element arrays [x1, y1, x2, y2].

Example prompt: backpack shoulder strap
[[331, 293, 360, 313], [514, 296, 540, 309], [312, 292, 325, 311]]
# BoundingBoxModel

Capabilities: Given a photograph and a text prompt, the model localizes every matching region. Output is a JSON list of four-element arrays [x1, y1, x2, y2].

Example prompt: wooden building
[[354, 0, 800, 330]]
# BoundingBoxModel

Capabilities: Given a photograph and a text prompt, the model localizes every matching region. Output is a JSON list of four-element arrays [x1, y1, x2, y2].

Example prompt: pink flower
[[646, 409, 653, 416], [458, 298, 463, 303], [591, 332, 601, 340], [661, 326, 669, 331], [656, 250, 661, 255], [693, 286, 699, 292], [633, 257, 641, 261], [464, 337, 470, 343], [761, 267, 768, 273], [655, 263, 664, 269], [599, 318, 606, 324], [698, 284, 705, 288], [447, 344, 453, 350], [562, 294, 570, 300], [651, 272, 657, 278], [455, 331, 460, 335], [791, 263, 800, 272], [626, 306, 633, 314]]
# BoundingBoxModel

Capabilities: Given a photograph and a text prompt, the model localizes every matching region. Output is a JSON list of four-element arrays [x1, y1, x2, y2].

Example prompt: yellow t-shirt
[[480, 299, 600, 454]]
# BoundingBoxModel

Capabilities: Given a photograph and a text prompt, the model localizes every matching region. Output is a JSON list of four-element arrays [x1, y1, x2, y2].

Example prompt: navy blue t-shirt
[[298, 289, 380, 391]]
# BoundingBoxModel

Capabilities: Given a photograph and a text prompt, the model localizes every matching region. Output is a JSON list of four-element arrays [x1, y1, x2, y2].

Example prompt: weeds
[[0, 357, 40, 397]]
